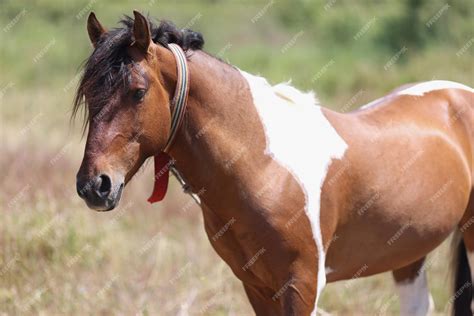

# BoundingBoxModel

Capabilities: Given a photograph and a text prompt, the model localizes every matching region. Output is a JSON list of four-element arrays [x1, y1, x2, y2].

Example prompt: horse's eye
[[132, 89, 146, 102]]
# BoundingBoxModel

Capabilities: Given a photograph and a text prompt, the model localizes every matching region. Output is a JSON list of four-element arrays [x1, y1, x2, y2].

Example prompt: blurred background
[[1, 0, 473, 314]]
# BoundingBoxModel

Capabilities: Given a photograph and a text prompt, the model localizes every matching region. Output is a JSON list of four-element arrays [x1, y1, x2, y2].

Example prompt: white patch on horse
[[240, 70, 348, 314], [359, 80, 473, 111], [396, 270, 434, 316], [325, 266, 335, 276], [398, 80, 474, 96]]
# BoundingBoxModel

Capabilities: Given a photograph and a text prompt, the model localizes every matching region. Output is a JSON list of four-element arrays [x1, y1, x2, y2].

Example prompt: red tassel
[[147, 153, 171, 203]]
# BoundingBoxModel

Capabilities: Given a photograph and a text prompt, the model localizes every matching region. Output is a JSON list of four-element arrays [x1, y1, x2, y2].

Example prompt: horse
[[74, 12, 474, 316]]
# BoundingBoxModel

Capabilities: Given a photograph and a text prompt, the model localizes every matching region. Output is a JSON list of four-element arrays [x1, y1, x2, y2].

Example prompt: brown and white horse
[[74, 12, 474, 315]]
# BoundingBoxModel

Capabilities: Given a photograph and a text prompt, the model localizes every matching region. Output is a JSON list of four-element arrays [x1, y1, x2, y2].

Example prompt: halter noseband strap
[[147, 43, 190, 203]]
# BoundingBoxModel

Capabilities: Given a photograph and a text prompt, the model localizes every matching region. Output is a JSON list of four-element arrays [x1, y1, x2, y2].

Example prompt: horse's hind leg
[[392, 257, 434, 316], [457, 190, 474, 314]]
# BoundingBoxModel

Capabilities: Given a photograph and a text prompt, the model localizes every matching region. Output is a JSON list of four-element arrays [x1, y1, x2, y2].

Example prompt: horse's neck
[[167, 51, 264, 207]]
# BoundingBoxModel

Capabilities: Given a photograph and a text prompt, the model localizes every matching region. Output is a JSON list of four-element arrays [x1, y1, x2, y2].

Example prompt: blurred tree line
[[277, 0, 473, 54]]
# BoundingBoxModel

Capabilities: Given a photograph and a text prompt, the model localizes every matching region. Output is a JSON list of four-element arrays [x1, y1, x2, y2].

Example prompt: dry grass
[[0, 88, 251, 315], [0, 140, 253, 315]]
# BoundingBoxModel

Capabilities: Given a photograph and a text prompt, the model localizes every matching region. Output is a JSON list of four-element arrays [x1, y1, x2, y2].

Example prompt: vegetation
[[1, 0, 472, 314]]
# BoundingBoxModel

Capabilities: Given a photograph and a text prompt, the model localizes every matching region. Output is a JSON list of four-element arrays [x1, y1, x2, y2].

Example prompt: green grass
[[1, 0, 472, 95]]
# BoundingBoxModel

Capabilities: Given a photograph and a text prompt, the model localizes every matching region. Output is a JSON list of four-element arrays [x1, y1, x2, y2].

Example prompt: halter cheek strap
[[147, 43, 189, 203]]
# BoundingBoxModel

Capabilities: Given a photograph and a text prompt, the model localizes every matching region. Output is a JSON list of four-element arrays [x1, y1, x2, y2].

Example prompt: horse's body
[[173, 55, 473, 314], [324, 83, 473, 283], [75, 13, 474, 315]]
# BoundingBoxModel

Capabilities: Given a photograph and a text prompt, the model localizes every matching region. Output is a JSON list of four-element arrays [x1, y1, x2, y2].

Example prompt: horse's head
[[74, 12, 202, 211]]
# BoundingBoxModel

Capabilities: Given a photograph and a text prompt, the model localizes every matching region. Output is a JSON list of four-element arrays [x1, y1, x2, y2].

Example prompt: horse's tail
[[451, 230, 472, 316]]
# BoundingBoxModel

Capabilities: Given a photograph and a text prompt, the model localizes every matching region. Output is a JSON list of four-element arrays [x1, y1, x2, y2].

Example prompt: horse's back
[[356, 81, 473, 178]]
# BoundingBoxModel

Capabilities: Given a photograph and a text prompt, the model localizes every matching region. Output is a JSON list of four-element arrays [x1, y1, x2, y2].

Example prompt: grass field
[[1, 0, 473, 314]]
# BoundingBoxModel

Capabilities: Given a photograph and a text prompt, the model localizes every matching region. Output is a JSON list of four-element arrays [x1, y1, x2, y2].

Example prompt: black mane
[[72, 15, 204, 126]]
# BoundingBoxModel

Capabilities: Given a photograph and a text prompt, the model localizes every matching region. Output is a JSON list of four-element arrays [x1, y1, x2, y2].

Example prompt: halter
[[147, 43, 192, 203], [163, 43, 190, 153]]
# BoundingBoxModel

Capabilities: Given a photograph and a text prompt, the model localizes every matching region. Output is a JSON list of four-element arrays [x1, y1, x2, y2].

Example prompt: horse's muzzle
[[76, 173, 123, 211]]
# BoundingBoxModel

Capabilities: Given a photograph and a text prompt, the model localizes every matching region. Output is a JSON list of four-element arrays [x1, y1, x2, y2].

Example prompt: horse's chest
[[201, 204, 279, 284]]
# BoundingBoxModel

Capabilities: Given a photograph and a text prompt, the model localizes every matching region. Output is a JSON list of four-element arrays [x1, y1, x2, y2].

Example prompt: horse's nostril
[[98, 174, 112, 196], [76, 181, 86, 198]]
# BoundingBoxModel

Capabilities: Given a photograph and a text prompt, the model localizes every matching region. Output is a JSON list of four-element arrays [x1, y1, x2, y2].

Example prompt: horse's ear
[[132, 11, 151, 54], [87, 12, 106, 47]]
